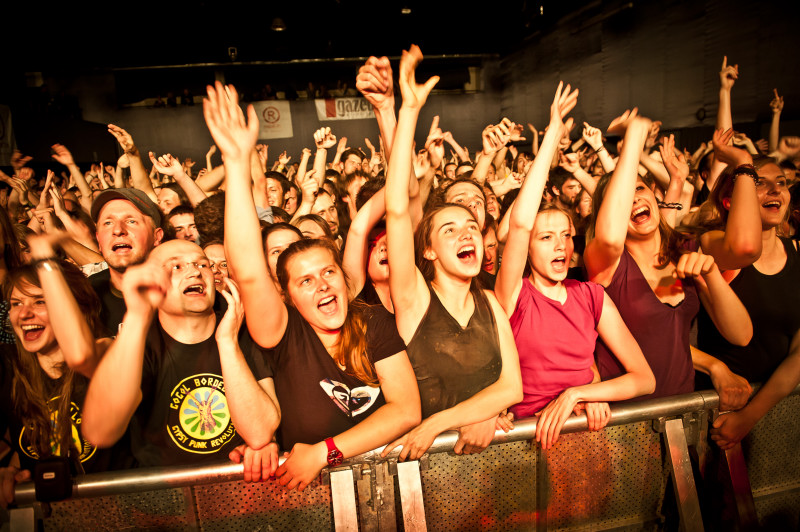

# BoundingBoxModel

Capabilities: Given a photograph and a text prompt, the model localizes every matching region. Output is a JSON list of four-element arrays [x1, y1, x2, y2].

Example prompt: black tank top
[[406, 286, 502, 419], [698, 237, 800, 383]]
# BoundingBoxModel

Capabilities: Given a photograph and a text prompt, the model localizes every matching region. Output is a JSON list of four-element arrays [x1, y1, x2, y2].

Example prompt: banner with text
[[314, 98, 373, 121], [252, 101, 293, 139]]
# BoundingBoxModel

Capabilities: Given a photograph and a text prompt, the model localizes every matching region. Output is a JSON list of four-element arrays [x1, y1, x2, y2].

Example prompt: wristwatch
[[325, 438, 344, 467]]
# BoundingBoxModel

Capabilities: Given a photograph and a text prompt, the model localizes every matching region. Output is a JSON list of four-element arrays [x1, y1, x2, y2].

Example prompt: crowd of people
[[1, 47, 799, 507]]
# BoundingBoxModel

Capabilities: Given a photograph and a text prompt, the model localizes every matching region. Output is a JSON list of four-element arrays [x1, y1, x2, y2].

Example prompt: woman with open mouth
[[689, 126, 800, 450], [1, 234, 130, 508], [494, 82, 655, 450], [206, 81, 421, 491], [382, 46, 522, 462], [584, 109, 752, 409]]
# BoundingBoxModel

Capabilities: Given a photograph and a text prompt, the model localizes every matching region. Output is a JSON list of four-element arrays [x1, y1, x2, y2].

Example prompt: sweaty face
[[9, 282, 57, 355], [285, 247, 348, 336], [482, 227, 499, 274], [170, 213, 199, 243], [96, 199, 161, 273], [151, 240, 215, 316], [203, 243, 229, 290], [427, 206, 484, 281], [755, 163, 790, 230], [158, 188, 181, 214], [445, 182, 486, 230], [312, 194, 340, 236], [266, 178, 284, 208], [529, 211, 574, 286], [367, 234, 389, 283], [266, 229, 301, 280]]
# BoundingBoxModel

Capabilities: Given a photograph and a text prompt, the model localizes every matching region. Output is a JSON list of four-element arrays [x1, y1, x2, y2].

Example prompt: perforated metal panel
[[543, 422, 665, 531], [193, 477, 331, 531], [419, 440, 537, 531], [743, 393, 800, 530], [44, 487, 196, 531]]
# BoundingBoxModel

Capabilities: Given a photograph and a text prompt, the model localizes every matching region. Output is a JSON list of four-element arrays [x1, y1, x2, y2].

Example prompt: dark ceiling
[[7, 0, 597, 71]]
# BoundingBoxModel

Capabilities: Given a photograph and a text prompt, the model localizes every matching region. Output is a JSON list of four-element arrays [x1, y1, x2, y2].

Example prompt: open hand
[[607, 108, 640, 136], [659, 134, 689, 181], [398, 44, 439, 110], [216, 278, 244, 344], [51, 144, 75, 166], [108, 124, 137, 154], [203, 82, 260, 163]]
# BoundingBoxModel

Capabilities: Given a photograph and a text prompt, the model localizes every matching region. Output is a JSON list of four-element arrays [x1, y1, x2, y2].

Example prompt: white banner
[[251, 101, 293, 139], [314, 98, 373, 121]]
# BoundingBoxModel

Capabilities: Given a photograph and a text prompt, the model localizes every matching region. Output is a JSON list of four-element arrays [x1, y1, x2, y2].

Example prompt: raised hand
[[425, 116, 445, 168], [712, 128, 752, 168], [278, 151, 291, 166], [202, 82, 259, 163], [119, 261, 169, 315], [778, 136, 800, 158], [645, 120, 662, 149], [207, 145, 218, 157], [149, 152, 184, 177], [256, 144, 269, 171], [582, 122, 604, 150], [755, 139, 769, 153], [216, 278, 245, 345], [37, 170, 55, 209], [108, 124, 137, 154], [355, 56, 394, 111], [719, 56, 739, 92], [398, 45, 440, 110], [509, 122, 526, 142], [51, 144, 75, 166], [607, 108, 639, 136], [481, 125, 505, 155], [659, 134, 689, 181], [559, 152, 581, 174], [117, 153, 130, 169], [550, 81, 579, 130], [770, 89, 784, 114], [10, 150, 32, 173], [336, 136, 348, 155], [313, 127, 337, 150]]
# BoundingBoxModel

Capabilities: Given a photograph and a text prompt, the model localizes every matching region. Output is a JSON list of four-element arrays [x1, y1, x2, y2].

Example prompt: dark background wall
[[5, 0, 800, 168]]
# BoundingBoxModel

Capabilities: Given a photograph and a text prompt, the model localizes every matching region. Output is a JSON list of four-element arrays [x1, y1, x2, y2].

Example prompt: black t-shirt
[[4, 365, 136, 474], [131, 311, 266, 467], [88, 269, 126, 338], [265, 305, 405, 450]]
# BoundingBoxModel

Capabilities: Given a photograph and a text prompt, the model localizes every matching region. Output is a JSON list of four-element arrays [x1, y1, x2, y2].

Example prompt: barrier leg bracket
[[663, 417, 705, 532]]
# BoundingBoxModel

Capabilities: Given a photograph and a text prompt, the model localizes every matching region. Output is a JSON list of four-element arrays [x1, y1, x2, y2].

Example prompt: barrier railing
[[6, 386, 800, 531]]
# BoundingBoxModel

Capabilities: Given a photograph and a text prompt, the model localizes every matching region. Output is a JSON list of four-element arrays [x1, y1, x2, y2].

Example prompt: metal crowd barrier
[[6, 386, 800, 531]]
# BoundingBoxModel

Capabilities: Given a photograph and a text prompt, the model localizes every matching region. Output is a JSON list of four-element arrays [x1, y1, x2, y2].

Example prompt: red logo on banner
[[262, 107, 280, 123]]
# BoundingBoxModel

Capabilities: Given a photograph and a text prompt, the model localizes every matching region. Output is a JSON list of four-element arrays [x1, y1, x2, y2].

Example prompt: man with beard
[[89, 188, 164, 335], [549, 167, 583, 216]]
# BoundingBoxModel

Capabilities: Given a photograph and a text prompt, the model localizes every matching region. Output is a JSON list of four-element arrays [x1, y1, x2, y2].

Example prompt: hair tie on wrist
[[595, 145, 606, 154], [657, 201, 683, 211]]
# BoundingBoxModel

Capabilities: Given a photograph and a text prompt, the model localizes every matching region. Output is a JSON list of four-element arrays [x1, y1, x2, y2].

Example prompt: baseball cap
[[91, 188, 162, 227]]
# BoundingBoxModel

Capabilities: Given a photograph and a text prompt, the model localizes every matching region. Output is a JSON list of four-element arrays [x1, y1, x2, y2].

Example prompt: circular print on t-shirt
[[168, 373, 236, 454], [19, 396, 96, 463]]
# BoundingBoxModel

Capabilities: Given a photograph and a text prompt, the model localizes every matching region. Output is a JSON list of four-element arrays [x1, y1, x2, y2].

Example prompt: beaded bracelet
[[731, 164, 759, 184], [657, 201, 683, 210]]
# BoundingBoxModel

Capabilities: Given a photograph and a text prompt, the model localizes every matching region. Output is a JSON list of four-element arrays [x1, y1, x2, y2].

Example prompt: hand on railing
[[228, 443, 279, 482]]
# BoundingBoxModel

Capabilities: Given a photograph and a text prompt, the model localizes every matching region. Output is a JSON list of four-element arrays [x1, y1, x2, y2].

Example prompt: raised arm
[[495, 81, 578, 313], [473, 121, 510, 185], [216, 279, 280, 449], [356, 56, 398, 161], [584, 111, 651, 286], [342, 187, 386, 299], [385, 45, 439, 335], [583, 122, 616, 173], [82, 261, 164, 447], [149, 152, 208, 207], [657, 134, 694, 227], [108, 124, 158, 203], [706, 57, 738, 192], [51, 144, 93, 213], [312, 128, 336, 187], [699, 128, 761, 270], [28, 234, 108, 377], [769, 89, 784, 153], [204, 82, 288, 348]]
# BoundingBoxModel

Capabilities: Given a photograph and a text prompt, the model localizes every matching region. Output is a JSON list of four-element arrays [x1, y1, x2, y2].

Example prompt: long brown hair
[[5, 262, 103, 462], [276, 238, 377, 386]]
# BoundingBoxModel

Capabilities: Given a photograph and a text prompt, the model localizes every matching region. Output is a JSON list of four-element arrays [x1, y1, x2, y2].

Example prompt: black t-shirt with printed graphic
[[4, 366, 136, 474], [131, 311, 266, 467], [264, 305, 406, 450]]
